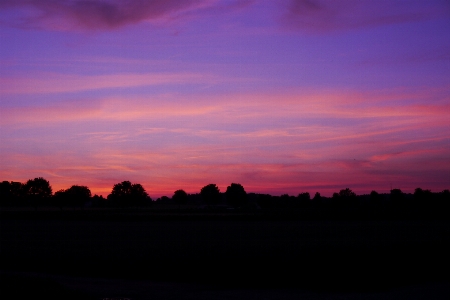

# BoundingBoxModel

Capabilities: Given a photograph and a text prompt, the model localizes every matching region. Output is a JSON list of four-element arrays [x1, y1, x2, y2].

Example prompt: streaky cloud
[[0, 72, 216, 95], [282, 0, 449, 32], [1, 89, 449, 197], [0, 0, 212, 30]]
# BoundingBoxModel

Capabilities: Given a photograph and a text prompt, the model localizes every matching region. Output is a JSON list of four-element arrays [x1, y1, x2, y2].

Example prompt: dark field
[[1, 210, 450, 299]]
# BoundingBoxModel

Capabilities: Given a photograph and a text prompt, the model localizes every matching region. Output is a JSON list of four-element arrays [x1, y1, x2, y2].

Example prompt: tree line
[[1, 177, 449, 218]]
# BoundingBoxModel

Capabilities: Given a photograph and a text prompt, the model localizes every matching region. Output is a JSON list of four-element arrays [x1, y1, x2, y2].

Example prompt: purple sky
[[1, 0, 449, 197]]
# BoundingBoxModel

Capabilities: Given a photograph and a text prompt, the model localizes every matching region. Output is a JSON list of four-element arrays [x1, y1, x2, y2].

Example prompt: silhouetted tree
[[309, 192, 324, 209], [0, 181, 12, 206], [24, 177, 52, 207], [438, 190, 450, 213], [339, 188, 358, 208], [277, 194, 290, 208], [339, 188, 356, 198], [172, 189, 188, 207], [369, 190, 381, 207], [413, 188, 432, 202], [91, 194, 106, 207], [298, 192, 310, 201], [107, 181, 150, 207], [414, 188, 424, 198], [54, 185, 91, 208], [225, 183, 247, 208], [390, 188, 405, 212], [370, 190, 379, 199], [53, 189, 66, 209], [200, 184, 221, 205], [129, 183, 150, 206], [297, 192, 311, 208], [11, 182, 25, 200], [390, 188, 403, 200], [0, 181, 22, 206], [412, 187, 435, 215], [160, 196, 170, 202]]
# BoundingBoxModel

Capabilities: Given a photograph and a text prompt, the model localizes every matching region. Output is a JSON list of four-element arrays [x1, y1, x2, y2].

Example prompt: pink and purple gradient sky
[[1, 0, 449, 197]]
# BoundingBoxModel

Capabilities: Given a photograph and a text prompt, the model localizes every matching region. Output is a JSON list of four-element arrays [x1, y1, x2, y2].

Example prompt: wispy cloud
[[282, 0, 449, 32], [0, 72, 217, 95], [0, 0, 259, 31], [0, 0, 214, 30], [2, 89, 449, 128], [2, 88, 449, 196]]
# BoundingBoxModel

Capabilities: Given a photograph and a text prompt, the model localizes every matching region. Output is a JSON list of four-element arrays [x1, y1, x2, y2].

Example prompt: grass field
[[1, 210, 449, 298]]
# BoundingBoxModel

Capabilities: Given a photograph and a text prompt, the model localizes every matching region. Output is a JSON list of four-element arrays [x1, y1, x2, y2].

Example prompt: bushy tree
[[390, 188, 403, 199], [10, 182, 25, 201], [369, 190, 381, 207], [297, 192, 311, 208], [0, 181, 12, 206], [298, 192, 310, 201], [200, 184, 221, 205], [390, 188, 405, 211], [91, 194, 106, 207], [24, 177, 52, 207], [172, 189, 188, 206], [339, 188, 356, 198], [370, 190, 379, 199], [25, 177, 52, 198], [67, 185, 91, 198], [414, 188, 432, 201], [312, 192, 322, 207], [54, 185, 91, 208], [225, 183, 247, 208], [332, 188, 357, 208], [107, 181, 150, 207]]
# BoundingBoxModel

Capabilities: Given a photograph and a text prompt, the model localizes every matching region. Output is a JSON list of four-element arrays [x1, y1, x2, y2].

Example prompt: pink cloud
[[0, 72, 215, 95], [1, 88, 449, 197], [2, 145, 448, 198]]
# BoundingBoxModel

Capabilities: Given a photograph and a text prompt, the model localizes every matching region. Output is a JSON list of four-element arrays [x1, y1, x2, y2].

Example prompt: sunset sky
[[1, 0, 449, 198]]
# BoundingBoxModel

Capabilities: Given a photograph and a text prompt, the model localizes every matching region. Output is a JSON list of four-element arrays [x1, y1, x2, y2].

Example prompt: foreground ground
[[1, 210, 449, 299]]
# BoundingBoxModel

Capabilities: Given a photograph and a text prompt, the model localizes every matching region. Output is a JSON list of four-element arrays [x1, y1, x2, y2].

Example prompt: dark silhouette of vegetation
[[91, 194, 106, 207], [0, 177, 449, 220], [334, 188, 357, 208], [256, 194, 274, 210], [25, 177, 52, 198], [54, 185, 91, 209], [413, 187, 432, 205], [308, 192, 322, 209], [390, 188, 403, 200], [294, 192, 311, 209], [107, 181, 151, 207], [390, 188, 405, 212], [0, 181, 25, 206], [24, 177, 52, 207], [339, 187, 356, 198], [172, 189, 188, 207], [369, 190, 383, 213], [225, 183, 247, 208], [313, 192, 321, 201], [1, 178, 449, 296], [200, 183, 221, 205], [369, 190, 380, 202]]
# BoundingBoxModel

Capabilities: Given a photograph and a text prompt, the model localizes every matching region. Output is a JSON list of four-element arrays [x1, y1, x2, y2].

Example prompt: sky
[[0, 0, 449, 198]]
